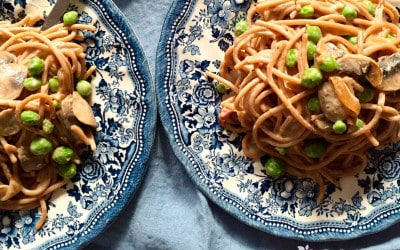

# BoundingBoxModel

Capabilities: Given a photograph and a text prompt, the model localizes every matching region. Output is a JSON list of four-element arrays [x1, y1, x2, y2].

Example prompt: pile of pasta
[[207, 0, 400, 202], [0, 15, 96, 229]]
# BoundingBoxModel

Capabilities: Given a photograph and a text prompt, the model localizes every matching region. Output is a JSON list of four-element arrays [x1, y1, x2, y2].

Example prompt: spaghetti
[[0, 14, 97, 229], [207, 0, 400, 203]]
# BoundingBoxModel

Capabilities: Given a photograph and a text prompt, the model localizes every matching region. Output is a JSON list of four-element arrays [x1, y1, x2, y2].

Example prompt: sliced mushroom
[[61, 92, 96, 128], [0, 63, 27, 100], [56, 92, 96, 151], [378, 52, 400, 91], [17, 132, 49, 172], [0, 109, 21, 136], [318, 80, 351, 122], [337, 54, 382, 88], [0, 51, 16, 65], [17, 146, 49, 172], [318, 42, 344, 59], [311, 114, 333, 133]]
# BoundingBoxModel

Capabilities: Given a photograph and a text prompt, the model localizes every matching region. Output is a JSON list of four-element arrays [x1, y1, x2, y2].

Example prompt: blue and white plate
[[0, 0, 156, 249], [156, 0, 400, 241]]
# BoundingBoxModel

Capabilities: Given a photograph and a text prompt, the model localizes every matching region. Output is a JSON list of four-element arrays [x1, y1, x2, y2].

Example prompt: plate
[[0, 0, 156, 249], [156, 0, 400, 241]]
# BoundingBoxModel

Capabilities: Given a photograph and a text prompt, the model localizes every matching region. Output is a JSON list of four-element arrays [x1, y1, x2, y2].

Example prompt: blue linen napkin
[[85, 0, 400, 249]]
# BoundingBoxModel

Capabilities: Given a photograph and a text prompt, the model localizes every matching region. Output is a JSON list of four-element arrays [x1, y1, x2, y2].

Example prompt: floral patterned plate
[[156, 0, 400, 241], [0, 0, 155, 249]]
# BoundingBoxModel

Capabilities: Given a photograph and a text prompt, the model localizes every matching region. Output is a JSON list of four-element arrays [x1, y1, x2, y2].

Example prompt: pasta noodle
[[0, 14, 97, 229], [207, 0, 400, 203]]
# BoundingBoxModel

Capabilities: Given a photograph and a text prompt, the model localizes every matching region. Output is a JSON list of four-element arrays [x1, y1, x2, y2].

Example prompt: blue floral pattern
[[157, 0, 400, 241], [0, 0, 155, 249]]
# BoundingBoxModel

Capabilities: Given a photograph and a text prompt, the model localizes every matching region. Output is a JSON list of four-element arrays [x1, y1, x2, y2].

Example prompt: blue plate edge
[[55, 0, 157, 249], [154, 0, 400, 242]]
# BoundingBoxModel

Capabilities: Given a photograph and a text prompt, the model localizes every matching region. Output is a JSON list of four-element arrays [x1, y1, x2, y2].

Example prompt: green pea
[[332, 120, 347, 134], [306, 25, 322, 43], [307, 41, 316, 61], [76, 80, 92, 97], [57, 162, 77, 179], [285, 48, 298, 67], [20, 110, 40, 126], [235, 20, 250, 36], [386, 34, 393, 39], [42, 118, 54, 134], [355, 118, 364, 131], [275, 147, 288, 155], [52, 146, 74, 165], [264, 158, 286, 178], [341, 5, 358, 20], [30, 137, 53, 156], [303, 140, 326, 158], [356, 86, 374, 102], [53, 99, 62, 109], [347, 36, 358, 45], [318, 55, 339, 72], [301, 67, 323, 88], [307, 97, 321, 112], [24, 77, 42, 91], [28, 57, 44, 75], [48, 76, 59, 93], [299, 5, 314, 18], [216, 82, 230, 94], [364, 0, 376, 15], [63, 11, 78, 26]]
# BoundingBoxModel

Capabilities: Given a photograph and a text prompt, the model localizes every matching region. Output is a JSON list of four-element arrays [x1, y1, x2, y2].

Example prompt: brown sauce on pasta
[[207, 0, 400, 203], [0, 15, 96, 229]]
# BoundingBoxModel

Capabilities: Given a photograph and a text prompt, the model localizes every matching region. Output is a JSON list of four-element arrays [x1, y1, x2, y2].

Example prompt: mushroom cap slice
[[312, 115, 333, 133], [72, 92, 96, 127], [0, 63, 27, 100], [0, 108, 21, 136], [61, 92, 96, 128], [318, 80, 351, 122], [17, 132, 49, 172], [337, 54, 382, 88], [17, 145, 49, 172], [378, 52, 400, 91], [57, 92, 96, 151], [318, 42, 344, 59]]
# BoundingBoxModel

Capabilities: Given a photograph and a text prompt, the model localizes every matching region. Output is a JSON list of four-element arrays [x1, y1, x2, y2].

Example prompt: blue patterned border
[[0, 0, 156, 249], [156, 0, 400, 241], [58, 0, 156, 249]]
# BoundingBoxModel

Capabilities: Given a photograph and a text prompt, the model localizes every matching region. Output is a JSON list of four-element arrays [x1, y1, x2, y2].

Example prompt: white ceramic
[[0, 0, 156, 249], [156, 0, 400, 241]]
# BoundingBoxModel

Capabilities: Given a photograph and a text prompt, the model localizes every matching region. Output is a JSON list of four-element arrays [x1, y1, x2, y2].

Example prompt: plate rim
[[74, 0, 157, 248], [5, 0, 157, 248], [155, 0, 400, 241]]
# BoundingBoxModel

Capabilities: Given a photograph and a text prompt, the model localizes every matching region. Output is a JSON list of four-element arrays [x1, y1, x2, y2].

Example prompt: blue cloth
[[85, 0, 400, 249]]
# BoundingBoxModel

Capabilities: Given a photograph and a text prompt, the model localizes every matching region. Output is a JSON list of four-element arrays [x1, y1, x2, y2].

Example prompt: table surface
[[85, 0, 400, 249]]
